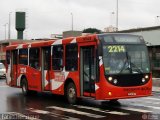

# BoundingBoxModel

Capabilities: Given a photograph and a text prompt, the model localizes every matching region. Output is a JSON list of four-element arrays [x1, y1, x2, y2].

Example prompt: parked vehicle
[[0, 63, 6, 78]]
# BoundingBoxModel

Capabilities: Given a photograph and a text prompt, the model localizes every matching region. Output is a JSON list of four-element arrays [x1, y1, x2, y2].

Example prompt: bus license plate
[[128, 92, 136, 96]]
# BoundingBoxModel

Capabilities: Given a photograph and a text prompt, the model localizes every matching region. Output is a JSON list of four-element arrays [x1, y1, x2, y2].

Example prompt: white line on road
[[47, 106, 106, 118], [27, 108, 80, 120], [27, 108, 49, 114], [107, 111, 129, 115], [74, 105, 129, 115], [120, 107, 152, 113], [131, 104, 160, 111]]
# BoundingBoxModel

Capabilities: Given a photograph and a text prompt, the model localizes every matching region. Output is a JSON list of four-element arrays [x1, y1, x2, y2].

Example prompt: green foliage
[[83, 28, 102, 34]]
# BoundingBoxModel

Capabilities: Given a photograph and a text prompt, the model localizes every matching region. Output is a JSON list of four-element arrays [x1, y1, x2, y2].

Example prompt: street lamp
[[71, 13, 73, 31], [4, 23, 8, 40], [116, 0, 119, 31], [110, 12, 115, 26], [8, 12, 12, 39], [156, 16, 160, 25]]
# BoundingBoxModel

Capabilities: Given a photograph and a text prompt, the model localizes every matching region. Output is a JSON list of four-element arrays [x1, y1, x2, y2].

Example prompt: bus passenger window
[[29, 48, 40, 70], [19, 49, 28, 65], [65, 44, 78, 71], [52, 45, 63, 70]]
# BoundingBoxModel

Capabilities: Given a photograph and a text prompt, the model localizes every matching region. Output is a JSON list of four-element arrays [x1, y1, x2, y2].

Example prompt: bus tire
[[109, 99, 118, 103], [66, 82, 77, 104], [21, 78, 29, 96]]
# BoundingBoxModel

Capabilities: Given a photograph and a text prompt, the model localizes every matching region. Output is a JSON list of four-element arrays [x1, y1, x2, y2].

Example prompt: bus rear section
[[94, 34, 152, 100]]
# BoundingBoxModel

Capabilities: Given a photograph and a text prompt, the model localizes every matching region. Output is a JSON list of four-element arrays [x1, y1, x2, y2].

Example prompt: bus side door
[[42, 47, 51, 91], [11, 50, 18, 86], [80, 46, 96, 97]]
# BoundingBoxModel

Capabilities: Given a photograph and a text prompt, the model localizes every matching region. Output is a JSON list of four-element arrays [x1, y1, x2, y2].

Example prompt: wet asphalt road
[[0, 78, 160, 120]]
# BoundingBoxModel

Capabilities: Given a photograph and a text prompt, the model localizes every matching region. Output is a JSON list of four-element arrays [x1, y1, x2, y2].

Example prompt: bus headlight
[[145, 75, 149, 79], [142, 78, 145, 83], [142, 74, 150, 83], [108, 77, 113, 81], [113, 79, 118, 84]]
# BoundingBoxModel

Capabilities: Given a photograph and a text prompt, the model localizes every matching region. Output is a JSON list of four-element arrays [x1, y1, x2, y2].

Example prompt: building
[[63, 31, 82, 38], [104, 25, 117, 32], [50, 34, 62, 39], [118, 26, 160, 77]]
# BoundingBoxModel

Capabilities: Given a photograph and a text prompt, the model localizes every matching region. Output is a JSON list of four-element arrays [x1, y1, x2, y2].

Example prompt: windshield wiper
[[119, 60, 130, 73], [130, 62, 143, 73]]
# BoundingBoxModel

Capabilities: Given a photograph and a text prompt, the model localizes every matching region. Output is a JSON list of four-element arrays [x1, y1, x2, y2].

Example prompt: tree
[[82, 28, 102, 34]]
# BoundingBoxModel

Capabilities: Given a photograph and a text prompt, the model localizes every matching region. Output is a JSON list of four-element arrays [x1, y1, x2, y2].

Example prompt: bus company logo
[[54, 72, 65, 82], [20, 68, 26, 73]]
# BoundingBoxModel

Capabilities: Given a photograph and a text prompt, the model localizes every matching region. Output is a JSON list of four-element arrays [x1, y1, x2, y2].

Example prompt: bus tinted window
[[44, 47, 51, 70], [65, 44, 78, 71], [52, 45, 63, 70], [19, 49, 28, 65], [29, 48, 40, 69], [99, 34, 144, 43]]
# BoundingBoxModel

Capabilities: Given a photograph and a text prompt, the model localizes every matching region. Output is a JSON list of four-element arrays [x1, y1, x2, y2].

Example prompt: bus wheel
[[21, 78, 29, 96], [66, 82, 77, 104]]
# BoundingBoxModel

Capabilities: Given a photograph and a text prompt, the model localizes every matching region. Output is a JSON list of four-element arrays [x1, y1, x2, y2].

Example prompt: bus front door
[[42, 47, 51, 91], [11, 50, 18, 86], [80, 46, 96, 97]]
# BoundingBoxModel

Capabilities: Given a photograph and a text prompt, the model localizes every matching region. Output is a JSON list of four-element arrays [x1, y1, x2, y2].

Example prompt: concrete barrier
[[152, 78, 160, 92], [152, 78, 160, 87]]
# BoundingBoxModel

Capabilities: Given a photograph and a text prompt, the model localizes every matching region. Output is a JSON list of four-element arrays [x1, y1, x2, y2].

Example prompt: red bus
[[5, 33, 152, 104]]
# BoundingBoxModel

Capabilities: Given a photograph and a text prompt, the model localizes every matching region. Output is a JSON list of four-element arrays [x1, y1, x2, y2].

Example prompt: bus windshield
[[103, 44, 150, 75]]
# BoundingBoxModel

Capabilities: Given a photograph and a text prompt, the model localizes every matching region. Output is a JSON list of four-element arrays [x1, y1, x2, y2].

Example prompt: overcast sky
[[0, 0, 160, 40]]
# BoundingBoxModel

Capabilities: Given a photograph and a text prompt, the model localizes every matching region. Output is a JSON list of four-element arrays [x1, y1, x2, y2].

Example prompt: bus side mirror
[[97, 42, 102, 56], [96, 49, 100, 82]]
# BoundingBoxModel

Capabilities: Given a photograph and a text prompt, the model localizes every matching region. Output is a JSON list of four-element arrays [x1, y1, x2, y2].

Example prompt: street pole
[[71, 13, 73, 31], [4, 23, 8, 40], [8, 12, 12, 39], [156, 16, 160, 25], [116, 0, 118, 31], [111, 12, 115, 26]]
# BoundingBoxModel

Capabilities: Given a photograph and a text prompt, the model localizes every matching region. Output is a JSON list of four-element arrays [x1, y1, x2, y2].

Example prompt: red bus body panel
[[5, 34, 152, 101]]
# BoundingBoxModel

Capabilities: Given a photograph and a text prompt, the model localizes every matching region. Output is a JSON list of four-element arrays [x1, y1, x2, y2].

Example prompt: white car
[[0, 63, 6, 78]]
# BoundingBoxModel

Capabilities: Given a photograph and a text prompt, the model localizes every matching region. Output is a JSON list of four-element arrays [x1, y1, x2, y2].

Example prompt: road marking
[[27, 108, 49, 114], [49, 113, 80, 120], [27, 108, 80, 120], [131, 104, 160, 111], [107, 111, 129, 115], [74, 105, 129, 115], [120, 107, 152, 113], [47, 106, 105, 118], [74, 105, 109, 113]]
